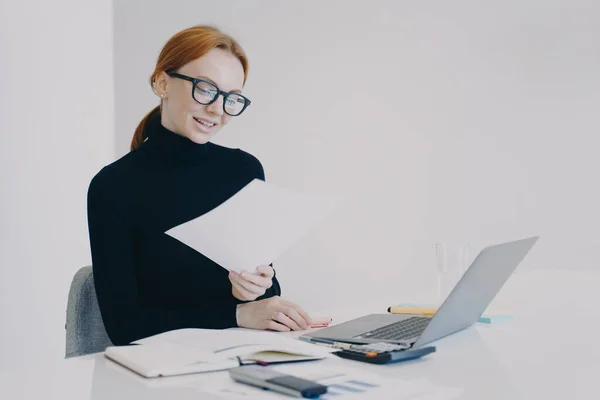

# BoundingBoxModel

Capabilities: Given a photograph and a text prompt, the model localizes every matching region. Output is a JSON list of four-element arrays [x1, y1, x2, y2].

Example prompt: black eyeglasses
[[166, 71, 251, 116]]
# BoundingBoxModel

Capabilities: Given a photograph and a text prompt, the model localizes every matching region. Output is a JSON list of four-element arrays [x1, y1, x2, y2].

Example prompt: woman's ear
[[153, 71, 169, 99]]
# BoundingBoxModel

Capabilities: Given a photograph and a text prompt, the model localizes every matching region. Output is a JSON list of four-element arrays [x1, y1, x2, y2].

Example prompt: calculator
[[335, 343, 436, 364]]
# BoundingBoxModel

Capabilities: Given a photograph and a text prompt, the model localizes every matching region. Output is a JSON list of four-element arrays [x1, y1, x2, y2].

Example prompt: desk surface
[[1, 269, 599, 399]]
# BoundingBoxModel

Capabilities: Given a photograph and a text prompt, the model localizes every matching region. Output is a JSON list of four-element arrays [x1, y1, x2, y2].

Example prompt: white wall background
[[115, 0, 600, 313], [1, 0, 598, 367], [0, 0, 114, 368]]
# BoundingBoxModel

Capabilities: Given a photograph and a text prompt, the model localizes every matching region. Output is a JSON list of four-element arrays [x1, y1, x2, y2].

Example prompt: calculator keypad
[[348, 343, 409, 354]]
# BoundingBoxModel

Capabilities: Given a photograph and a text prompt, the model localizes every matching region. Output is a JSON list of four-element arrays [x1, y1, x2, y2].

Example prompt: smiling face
[[154, 47, 246, 144]]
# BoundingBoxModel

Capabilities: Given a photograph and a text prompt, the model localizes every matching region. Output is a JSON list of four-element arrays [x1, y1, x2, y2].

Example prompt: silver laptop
[[300, 236, 539, 348]]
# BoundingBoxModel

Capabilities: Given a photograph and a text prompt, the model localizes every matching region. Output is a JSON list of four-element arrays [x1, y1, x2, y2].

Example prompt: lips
[[193, 116, 217, 127]]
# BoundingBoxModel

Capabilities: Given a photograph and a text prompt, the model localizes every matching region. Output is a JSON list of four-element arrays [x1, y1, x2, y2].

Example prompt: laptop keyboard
[[356, 316, 431, 341]]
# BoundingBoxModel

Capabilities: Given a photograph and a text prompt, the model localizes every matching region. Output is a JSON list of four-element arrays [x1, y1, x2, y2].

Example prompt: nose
[[206, 94, 224, 116]]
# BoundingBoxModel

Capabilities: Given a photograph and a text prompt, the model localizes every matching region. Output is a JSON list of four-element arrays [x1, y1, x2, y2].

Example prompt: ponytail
[[130, 106, 160, 151]]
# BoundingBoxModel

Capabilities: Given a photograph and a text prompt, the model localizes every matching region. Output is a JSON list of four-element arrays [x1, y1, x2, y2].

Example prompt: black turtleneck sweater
[[87, 119, 281, 346]]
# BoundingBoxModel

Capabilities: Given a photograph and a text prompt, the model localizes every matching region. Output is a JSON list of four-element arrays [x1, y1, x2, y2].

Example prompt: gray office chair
[[65, 266, 113, 358]]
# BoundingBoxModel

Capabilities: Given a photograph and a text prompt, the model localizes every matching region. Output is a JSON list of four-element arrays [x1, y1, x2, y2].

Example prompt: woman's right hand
[[236, 296, 312, 332]]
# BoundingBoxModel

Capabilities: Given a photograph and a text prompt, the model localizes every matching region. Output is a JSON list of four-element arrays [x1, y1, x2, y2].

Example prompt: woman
[[87, 25, 312, 346]]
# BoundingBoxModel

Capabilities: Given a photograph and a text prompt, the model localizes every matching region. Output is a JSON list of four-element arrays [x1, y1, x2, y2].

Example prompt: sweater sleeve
[[87, 170, 240, 346]]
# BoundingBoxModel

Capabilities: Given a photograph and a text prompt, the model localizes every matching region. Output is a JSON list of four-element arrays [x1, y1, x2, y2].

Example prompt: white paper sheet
[[165, 179, 341, 272], [196, 364, 464, 399]]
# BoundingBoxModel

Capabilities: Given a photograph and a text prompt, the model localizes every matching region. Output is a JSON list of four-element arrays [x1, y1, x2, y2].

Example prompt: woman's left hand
[[229, 265, 274, 301]]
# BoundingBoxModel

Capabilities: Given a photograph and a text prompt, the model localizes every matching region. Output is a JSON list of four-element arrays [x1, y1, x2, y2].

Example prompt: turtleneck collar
[[144, 115, 210, 165]]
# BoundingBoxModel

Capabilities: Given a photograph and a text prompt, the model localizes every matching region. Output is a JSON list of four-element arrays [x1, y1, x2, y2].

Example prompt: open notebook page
[[132, 328, 337, 361]]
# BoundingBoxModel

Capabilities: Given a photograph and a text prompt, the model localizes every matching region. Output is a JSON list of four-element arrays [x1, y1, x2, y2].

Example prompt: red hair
[[130, 25, 249, 151]]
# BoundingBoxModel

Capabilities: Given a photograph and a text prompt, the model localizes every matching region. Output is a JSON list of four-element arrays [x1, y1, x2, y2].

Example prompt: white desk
[[1, 270, 599, 399]]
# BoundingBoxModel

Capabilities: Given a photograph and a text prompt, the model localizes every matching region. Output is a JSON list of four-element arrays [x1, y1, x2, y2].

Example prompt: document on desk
[[165, 178, 341, 273], [199, 364, 464, 399]]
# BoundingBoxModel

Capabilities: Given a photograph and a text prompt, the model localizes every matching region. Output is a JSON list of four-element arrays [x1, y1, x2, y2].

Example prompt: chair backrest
[[65, 266, 113, 358]]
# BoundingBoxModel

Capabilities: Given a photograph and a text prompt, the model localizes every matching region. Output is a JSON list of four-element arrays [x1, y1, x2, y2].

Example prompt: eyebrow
[[194, 75, 242, 94]]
